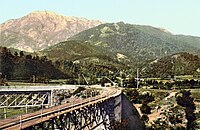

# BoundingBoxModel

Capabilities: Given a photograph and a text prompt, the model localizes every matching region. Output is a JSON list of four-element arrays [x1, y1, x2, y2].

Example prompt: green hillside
[[69, 22, 200, 62], [0, 46, 67, 81], [42, 40, 133, 82], [143, 52, 200, 78], [42, 40, 116, 61], [41, 22, 200, 79]]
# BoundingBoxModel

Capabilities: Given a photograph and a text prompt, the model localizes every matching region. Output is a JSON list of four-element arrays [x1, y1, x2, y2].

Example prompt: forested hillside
[[0, 46, 66, 81], [142, 52, 200, 77], [42, 40, 133, 83]]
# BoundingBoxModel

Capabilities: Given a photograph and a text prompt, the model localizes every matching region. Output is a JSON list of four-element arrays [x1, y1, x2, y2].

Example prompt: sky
[[1, 0, 200, 36]]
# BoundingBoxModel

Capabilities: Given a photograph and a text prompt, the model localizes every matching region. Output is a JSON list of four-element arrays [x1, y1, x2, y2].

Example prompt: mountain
[[41, 40, 133, 80], [142, 52, 200, 77], [0, 11, 102, 52], [41, 22, 200, 78], [69, 22, 200, 63]]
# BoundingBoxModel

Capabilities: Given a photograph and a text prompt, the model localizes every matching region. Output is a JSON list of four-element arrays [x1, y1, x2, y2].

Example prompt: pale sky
[[1, 0, 200, 36]]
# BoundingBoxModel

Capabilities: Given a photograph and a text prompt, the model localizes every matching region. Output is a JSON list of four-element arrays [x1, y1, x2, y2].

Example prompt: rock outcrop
[[0, 11, 102, 52]]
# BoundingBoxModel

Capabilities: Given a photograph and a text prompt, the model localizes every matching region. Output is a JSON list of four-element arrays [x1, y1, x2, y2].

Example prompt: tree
[[139, 92, 154, 123], [176, 90, 196, 129], [14, 52, 18, 57], [140, 103, 151, 114], [19, 51, 24, 57], [139, 92, 154, 104], [124, 88, 139, 103], [141, 114, 149, 123], [25, 55, 32, 60]]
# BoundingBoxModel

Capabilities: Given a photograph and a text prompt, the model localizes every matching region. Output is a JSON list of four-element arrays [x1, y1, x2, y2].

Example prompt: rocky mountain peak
[[0, 11, 103, 52], [27, 11, 78, 22], [158, 27, 172, 34]]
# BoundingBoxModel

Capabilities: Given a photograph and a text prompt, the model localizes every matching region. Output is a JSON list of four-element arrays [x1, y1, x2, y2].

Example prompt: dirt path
[[134, 91, 178, 122], [149, 92, 177, 122], [164, 92, 177, 101], [195, 101, 200, 113]]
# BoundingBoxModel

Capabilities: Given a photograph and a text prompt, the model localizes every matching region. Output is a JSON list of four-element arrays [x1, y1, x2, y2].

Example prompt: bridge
[[0, 85, 80, 109], [0, 85, 144, 130]]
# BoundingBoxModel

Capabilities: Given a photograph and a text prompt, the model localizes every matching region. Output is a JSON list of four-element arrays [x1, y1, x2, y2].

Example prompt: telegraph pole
[[120, 71, 123, 87], [137, 68, 139, 89], [82, 74, 89, 86], [78, 74, 80, 85]]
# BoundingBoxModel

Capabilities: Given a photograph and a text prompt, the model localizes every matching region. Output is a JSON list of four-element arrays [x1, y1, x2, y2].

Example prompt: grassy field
[[0, 108, 26, 119], [139, 88, 200, 101], [189, 89, 200, 101], [0, 107, 41, 119], [5, 79, 69, 86], [6, 82, 49, 86]]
